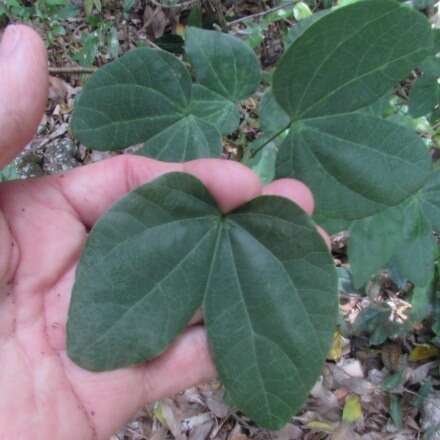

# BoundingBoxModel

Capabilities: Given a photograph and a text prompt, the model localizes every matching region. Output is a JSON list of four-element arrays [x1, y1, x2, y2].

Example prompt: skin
[[0, 25, 327, 439]]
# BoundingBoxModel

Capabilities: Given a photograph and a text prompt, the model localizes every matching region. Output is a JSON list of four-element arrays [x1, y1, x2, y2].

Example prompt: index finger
[[54, 155, 262, 228]]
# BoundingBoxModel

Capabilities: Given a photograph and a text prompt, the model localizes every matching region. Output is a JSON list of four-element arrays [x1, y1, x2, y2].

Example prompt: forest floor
[[2, 1, 440, 439]]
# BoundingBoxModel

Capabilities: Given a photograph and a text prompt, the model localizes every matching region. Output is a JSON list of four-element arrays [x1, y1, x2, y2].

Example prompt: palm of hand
[[0, 158, 223, 439], [0, 25, 318, 439]]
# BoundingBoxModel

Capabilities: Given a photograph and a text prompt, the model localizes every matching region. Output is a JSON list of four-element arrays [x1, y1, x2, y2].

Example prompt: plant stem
[[249, 122, 292, 158]]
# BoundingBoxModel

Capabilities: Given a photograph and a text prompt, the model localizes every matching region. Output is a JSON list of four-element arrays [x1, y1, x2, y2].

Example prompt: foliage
[[0, 162, 18, 182], [68, 0, 440, 430], [0, 0, 79, 45], [0, 0, 117, 61], [72, 27, 258, 160], [72, 19, 119, 66]]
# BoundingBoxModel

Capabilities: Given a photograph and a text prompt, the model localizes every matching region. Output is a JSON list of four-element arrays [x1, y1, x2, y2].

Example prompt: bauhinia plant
[[67, 0, 440, 429]]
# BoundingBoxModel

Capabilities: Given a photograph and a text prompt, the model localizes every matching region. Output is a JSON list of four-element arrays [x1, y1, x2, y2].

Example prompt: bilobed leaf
[[276, 113, 431, 225], [67, 172, 338, 430], [71, 45, 243, 161], [185, 27, 261, 101], [273, 0, 432, 120]]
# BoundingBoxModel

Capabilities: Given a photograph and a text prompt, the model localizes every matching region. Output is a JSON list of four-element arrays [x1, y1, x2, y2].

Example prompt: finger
[[140, 326, 216, 403], [262, 178, 314, 215], [56, 156, 262, 227], [62, 326, 215, 439], [183, 159, 262, 213], [0, 25, 48, 168]]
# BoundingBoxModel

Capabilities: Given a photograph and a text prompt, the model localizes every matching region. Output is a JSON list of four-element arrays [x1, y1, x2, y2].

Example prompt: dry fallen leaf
[[48, 75, 72, 103], [409, 345, 440, 362]]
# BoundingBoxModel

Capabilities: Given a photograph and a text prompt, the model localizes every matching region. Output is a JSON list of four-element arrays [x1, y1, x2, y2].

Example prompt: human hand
[[0, 25, 324, 439]]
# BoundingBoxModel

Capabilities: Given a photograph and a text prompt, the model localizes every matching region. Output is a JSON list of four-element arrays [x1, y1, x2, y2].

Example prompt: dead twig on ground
[[49, 66, 97, 74]]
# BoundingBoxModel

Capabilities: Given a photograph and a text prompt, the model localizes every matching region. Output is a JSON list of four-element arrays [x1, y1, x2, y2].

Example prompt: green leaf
[[273, 0, 432, 120], [359, 91, 394, 117], [420, 171, 440, 231], [71, 31, 256, 161], [190, 84, 240, 134], [391, 201, 436, 287], [154, 34, 185, 55], [244, 141, 278, 184], [410, 284, 433, 322], [409, 57, 440, 118], [0, 162, 18, 182], [187, 4, 202, 28], [138, 115, 222, 161], [67, 172, 338, 430], [354, 303, 406, 345], [349, 205, 405, 288], [260, 89, 290, 136], [285, 10, 329, 46], [72, 48, 191, 149], [276, 113, 431, 225], [390, 395, 402, 430], [185, 27, 261, 101], [71, 48, 226, 161], [349, 194, 437, 288]]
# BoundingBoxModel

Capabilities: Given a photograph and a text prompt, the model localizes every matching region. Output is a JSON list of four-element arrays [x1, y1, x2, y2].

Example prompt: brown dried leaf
[[381, 343, 402, 372], [48, 75, 72, 103]]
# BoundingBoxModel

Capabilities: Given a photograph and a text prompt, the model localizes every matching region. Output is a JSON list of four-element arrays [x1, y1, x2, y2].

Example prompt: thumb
[[0, 25, 48, 168]]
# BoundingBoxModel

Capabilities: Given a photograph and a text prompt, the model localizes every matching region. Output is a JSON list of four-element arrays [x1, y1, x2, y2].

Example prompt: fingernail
[[1, 25, 21, 57]]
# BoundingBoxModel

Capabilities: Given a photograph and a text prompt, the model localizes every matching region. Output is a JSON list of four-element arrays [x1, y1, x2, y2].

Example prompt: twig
[[49, 66, 97, 74], [226, 0, 300, 28]]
